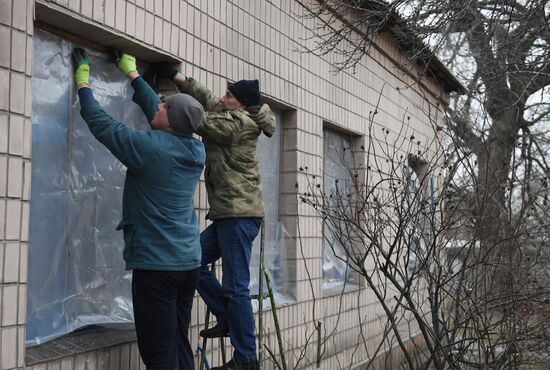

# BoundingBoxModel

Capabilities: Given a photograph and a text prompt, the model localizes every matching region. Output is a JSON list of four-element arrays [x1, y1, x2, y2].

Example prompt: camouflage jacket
[[177, 77, 276, 220]]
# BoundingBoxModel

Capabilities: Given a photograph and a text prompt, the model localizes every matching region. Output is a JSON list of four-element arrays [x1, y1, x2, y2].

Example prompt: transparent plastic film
[[27, 30, 150, 345], [322, 129, 355, 289], [250, 112, 294, 304]]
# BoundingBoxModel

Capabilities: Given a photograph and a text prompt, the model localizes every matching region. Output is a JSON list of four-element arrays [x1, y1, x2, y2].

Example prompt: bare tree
[[297, 0, 550, 295], [251, 2, 550, 368], [296, 109, 550, 369], [253, 114, 549, 369]]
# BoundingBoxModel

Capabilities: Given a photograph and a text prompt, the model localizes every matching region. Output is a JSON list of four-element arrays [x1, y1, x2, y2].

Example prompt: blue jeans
[[197, 217, 262, 362]]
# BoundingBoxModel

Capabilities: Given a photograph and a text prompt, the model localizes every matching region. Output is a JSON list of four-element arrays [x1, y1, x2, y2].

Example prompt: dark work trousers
[[132, 268, 200, 370]]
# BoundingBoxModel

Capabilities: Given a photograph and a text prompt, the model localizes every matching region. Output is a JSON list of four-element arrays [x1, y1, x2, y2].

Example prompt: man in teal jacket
[[72, 48, 205, 370]]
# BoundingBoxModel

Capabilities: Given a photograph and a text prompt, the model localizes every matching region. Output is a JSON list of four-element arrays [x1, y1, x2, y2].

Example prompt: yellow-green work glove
[[116, 53, 137, 75], [72, 47, 90, 86]]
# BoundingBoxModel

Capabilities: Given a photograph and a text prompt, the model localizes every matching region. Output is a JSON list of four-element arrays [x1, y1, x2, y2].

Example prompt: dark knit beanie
[[166, 93, 204, 134], [229, 79, 260, 106]]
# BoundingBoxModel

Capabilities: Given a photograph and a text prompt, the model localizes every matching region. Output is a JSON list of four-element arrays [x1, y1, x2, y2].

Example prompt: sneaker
[[199, 320, 230, 338], [210, 358, 258, 370]]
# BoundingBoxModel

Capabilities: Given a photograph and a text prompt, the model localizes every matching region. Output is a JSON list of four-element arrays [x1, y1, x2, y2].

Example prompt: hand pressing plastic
[[72, 47, 90, 86], [152, 63, 179, 80], [142, 63, 179, 93], [111, 50, 137, 75]]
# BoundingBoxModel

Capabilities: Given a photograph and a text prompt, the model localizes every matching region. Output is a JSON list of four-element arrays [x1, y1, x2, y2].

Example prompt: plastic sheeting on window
[[249, 112, 294, 304], [322, 129, 355, 290], [27, 30, 150, 346], [405, 167, 436, 277]]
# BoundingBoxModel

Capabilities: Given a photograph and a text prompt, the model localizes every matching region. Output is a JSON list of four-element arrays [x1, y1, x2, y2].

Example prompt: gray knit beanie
[[165, 93, 204, 134]]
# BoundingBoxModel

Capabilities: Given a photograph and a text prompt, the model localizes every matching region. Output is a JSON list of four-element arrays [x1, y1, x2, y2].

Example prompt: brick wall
[[0, 0, 33, 368], [0, 0, 449, 369]]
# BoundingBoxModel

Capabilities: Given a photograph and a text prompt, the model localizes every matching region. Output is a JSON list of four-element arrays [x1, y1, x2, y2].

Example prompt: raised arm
[[72, 48, 154, 174], [174, 75, 222, 113], [151, 64, 223, 112], [112, 52, 161, 125]]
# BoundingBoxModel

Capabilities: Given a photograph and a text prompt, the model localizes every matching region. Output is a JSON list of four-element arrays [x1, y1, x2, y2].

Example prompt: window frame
[[26, 21, 179, 360], [405, 155, 436, 278], [321, 124, 365, 295], [250, 109, 285, 300]]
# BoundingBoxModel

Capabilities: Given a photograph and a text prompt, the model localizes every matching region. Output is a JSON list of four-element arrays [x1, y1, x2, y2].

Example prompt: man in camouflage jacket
[[152, 65, 275, 370]]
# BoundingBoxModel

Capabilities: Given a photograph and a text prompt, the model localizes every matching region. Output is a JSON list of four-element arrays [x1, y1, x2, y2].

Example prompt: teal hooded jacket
[[77, 77, 205, 271]]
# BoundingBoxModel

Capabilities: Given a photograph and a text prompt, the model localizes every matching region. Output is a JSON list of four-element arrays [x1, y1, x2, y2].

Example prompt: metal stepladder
[[198, 223, 268, 370], [198, 261, 227, 370]]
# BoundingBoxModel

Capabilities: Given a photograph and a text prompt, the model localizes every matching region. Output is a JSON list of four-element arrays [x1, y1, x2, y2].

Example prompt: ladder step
[[251, 293, 269, 300]]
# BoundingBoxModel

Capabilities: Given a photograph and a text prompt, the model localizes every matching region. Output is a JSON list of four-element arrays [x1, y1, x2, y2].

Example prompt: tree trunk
[[476, 111, 519, 302]]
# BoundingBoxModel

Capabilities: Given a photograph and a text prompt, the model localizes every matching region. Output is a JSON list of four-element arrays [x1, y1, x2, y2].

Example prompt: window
[[405, 156, 436, 277], [249, 111, 293, 303], [322, 128, 356, 290], [27, 30, 149, 345]]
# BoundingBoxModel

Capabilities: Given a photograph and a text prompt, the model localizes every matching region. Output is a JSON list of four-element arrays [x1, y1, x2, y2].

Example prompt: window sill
[[25, 325, 137, 366], [252, 293, 295, 313], [322, 283, 361, 297]]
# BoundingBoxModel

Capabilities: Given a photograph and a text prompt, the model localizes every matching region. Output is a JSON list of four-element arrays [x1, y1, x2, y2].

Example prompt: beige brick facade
[[1, 0, 33, 368], [0, 0, 454, 369]]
